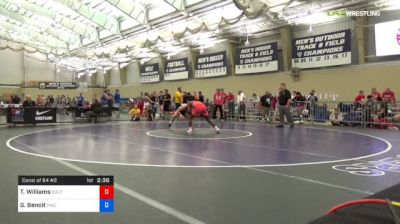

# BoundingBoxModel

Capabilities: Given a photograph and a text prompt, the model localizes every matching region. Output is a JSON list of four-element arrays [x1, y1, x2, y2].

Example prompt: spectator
[[175, 87, 183, 109], [260, 91, 273, 122], [205, 98, 210, 108], [307, 90, 318, 102], [382, 88, 396, 102], [221, 88, 228, 116], [213, 88, 224, 120], [22, 95, 36, 107], [148, 93, 157, 120], [371, 88, 381, 100], [185, 92, 195, 102], [49, 95, 55, 106], [158, 90, 164, 115], [355, 90, 365, 103], [11, 95, 20, 104], [198, 91, 205, 103], [226, 91, 236, 119], [237, 90, 246, 122], [107, 91, 114, 107], [143, 94, 153, 121], [162, 89, 171, 119], [330, 107, 344, 126], [193, 91, 199, 101], [100, 91, 108, 105], [36, 94, 45, 106], [137, 92, 144, 115], [250, 93, 260, 102], [114, 89, 121, 107], [128, 104, 141, 121], [77, 93, 84, 107], [87, 99, 102, 123], [276, 83, 294, 128]]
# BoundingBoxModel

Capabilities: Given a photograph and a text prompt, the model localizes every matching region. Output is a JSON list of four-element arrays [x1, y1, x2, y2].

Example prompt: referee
[[276, 83, 294, 128]]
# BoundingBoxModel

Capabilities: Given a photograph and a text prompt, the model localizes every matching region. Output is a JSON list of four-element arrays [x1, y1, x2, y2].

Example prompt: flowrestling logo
[[327, 10, 381, 17], [332, 154, 400, 176]]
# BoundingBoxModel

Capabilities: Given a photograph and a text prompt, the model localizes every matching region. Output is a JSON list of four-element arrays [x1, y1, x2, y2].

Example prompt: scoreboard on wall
[[18, 176, 114, 213]]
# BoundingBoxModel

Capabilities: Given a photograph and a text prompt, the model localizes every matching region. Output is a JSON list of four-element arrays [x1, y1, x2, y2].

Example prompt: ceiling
[[0, 0, 398, 74]]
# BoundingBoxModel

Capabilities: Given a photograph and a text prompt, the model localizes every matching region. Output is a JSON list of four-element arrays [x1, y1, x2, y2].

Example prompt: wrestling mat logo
[[333, 154, 400, 176]]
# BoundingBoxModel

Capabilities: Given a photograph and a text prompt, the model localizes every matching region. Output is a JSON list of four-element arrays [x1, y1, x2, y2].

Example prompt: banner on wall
[[7, 107, 57, 124], [235, 42, 278, 74], [291, 29, 351, 69], [195, 51, 227, 78], [38, 82, 77, 89], [140, 63, 160, 83], [164, 58, 189, 81]]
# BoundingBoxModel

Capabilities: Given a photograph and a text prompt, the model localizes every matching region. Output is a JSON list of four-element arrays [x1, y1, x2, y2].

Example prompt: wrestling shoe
[[187, 128, 193, 134], [215, 127, 221, 134]]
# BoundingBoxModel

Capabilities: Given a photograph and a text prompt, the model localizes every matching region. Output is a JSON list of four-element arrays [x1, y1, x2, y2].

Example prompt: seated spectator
[[87, 99, 103, 123], [292, 92, 307, 120], [22, 95, 36, 107], [128, 104, 141, 121], [382, 88, 396, 102], [330, 107, 344, 126]]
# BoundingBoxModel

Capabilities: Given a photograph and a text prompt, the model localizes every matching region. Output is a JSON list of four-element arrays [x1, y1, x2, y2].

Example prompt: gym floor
[[1, 121, 399, 224]]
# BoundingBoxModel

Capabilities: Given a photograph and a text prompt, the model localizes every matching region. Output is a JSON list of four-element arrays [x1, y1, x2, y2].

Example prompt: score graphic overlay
[[18, 176, 114, 213]]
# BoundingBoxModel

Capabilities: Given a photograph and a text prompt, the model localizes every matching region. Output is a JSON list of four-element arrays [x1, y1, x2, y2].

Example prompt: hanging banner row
[[140, 29, 351, 83]]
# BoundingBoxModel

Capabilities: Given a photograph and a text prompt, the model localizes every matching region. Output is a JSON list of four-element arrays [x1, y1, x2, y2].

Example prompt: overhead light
[[199, 47, 204, 55], [119, 62, 129, 68], [167, 53, 171, 60], [307, 24, 313, 33], [245, 36, 250, 46], [56, 67, 60, 73]]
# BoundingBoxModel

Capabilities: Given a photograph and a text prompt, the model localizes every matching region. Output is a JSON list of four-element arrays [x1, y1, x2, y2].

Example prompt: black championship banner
[[292, 29, 351, 68], [195, 51, 227, 78], [140, 63, 160, 83], [39, 82, 77, 89], [7, 107, 57, 124], [164, 58, 189, 81], [235, 42, 278, 74]]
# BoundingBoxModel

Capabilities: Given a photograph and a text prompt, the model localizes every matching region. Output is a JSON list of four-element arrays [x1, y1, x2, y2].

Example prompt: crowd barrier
[[1, 101, 399, 129], [228, 100, 400, 128]]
